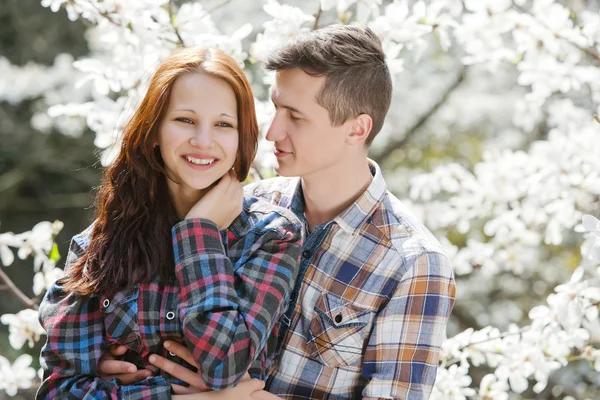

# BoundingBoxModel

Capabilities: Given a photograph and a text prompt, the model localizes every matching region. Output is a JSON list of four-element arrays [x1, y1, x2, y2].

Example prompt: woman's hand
[[185, 170, 243, 230], [98, 344, 153, 384]]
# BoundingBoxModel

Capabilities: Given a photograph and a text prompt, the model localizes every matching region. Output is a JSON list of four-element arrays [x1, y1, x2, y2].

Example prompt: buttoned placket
[[274, 222, 332, 357]]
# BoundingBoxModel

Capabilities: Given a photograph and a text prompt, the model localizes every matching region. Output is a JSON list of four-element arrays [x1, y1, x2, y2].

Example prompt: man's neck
[[301, 157, 373, 231]]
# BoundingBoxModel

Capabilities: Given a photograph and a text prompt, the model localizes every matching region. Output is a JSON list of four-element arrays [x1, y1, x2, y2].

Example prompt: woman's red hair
[[63, 47, 258, 295]]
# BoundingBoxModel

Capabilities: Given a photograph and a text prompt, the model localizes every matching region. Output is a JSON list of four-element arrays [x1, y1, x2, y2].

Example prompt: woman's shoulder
[[229, 194, 303, 239], [69, 223, 95, 253]]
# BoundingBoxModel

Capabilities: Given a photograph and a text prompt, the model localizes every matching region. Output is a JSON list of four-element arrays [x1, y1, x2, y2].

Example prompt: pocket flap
[[313, 292, 371, 329]]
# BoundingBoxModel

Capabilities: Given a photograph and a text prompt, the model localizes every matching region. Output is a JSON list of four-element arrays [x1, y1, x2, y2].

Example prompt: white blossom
[[0, 309, 46, 350], [0, 354, 37, 397]]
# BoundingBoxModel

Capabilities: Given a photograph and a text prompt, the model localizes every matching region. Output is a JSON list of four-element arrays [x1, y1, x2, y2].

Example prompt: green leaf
[[49, 243, 61, 263]]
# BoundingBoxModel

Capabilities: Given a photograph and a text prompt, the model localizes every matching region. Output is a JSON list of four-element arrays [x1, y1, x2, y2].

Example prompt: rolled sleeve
[[173, 217, 302, 390]]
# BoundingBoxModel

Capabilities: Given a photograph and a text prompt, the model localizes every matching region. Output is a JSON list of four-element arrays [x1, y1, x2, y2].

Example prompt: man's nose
[[265, 112, 286, 142]]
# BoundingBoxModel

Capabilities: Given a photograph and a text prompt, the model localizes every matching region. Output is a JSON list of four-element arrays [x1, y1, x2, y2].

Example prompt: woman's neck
[[167, 179, 207, 220]]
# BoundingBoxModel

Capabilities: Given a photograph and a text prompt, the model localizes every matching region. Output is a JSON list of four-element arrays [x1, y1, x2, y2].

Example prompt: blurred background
[[1, 0, 600, 398]]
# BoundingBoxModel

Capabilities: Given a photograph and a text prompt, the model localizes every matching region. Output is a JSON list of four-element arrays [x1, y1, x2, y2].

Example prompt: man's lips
[[274, 148, 292, 158]]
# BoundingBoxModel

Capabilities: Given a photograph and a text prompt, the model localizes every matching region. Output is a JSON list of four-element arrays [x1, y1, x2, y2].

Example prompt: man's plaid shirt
[[36, 195, 303, 399], [246, 160, 456, 399]]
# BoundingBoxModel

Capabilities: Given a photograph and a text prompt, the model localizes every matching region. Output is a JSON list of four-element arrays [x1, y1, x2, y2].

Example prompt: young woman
[[36, 47, 303, 400]]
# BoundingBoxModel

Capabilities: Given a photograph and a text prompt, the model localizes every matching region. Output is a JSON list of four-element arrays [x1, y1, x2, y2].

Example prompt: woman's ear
[[346, 114, 372, 146]]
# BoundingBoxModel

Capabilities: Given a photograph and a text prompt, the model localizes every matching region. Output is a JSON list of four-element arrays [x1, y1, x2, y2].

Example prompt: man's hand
[[149, 341, 209, 394], [172, 379, 265, 399], [185, 171, 243, 230], [98, 345, 153, 384], [250, 391, 282, 400], [149, 341, 251, 394]]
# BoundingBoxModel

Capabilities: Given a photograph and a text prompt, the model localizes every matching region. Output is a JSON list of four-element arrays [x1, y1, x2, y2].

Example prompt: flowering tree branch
[[0, 269, 38, 310], [373, 67, 467, 164]]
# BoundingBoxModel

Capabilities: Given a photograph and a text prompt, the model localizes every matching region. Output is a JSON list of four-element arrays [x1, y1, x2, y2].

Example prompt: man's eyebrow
[[270, 96, 305, 115]]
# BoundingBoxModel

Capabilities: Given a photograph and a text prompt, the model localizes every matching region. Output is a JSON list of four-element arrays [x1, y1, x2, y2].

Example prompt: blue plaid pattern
[[37, 195, 302, 399]]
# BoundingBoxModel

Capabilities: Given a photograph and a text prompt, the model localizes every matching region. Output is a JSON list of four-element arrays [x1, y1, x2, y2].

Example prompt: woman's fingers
[[149, 353, 208, 391]]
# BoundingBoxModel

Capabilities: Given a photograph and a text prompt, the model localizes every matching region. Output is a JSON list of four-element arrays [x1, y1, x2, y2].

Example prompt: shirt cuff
[[172, 218, 226, 266]]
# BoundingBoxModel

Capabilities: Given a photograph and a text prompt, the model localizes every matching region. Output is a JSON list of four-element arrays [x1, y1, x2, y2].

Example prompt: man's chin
[[273, 163, 295, 178]]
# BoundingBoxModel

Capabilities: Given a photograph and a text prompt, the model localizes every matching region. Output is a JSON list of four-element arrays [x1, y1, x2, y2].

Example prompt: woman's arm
[[172, 211, 302, 391]]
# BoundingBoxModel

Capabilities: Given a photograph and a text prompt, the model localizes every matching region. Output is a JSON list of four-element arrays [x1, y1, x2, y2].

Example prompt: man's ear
[[346, 114, 372, 146]]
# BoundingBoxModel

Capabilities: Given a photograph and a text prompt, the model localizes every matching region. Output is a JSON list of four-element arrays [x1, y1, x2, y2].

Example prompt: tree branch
[[168, 0, 185, 46], [372, 68, 467, 164], [207, 0, 233, 14], [0, 268, 38, 310], [511, 1, 600, 64], [313, 6, 323, 30]]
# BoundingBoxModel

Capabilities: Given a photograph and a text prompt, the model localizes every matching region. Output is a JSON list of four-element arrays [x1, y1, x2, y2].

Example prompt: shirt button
[[166, 311, 175, 320], [302, 250, 312, 259], [103, 299, 110, 308], [169, 351, 176, 357], [335, 314, 343, 323]]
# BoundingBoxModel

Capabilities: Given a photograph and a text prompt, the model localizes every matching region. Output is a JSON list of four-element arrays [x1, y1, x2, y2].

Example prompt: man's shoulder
[[232, 192, 302, 238], [372, 190, 447, 261], [244, 177, 299, 207]]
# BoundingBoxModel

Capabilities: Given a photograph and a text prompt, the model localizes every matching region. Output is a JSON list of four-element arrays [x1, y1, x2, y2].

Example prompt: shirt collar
[[332, 159, 386, 234], [288, 159, 387, 235]]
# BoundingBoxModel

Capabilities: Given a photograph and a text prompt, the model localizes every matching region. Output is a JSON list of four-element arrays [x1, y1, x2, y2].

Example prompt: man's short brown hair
[[264, 24, 392, 145]]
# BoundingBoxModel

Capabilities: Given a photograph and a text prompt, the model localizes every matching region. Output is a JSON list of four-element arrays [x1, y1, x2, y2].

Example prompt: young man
[[99, 25, 456, 399]]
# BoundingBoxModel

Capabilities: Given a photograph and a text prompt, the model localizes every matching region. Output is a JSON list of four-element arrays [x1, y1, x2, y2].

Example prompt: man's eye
[[176, 117, 194, 124]]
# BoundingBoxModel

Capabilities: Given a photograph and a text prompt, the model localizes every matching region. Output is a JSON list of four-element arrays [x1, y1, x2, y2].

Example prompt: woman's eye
[[176, 117, 194, 124], [216, 122, 234, 128]]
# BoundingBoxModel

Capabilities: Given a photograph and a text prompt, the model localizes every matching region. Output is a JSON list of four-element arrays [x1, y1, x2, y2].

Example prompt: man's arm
[[362, 251, 456, 399]]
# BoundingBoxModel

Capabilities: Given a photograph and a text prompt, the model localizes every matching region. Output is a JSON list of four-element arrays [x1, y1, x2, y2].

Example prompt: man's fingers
[[171, 384, 204, 395], [149, 354, 208, 390], [107, 344, 128, 357], [236, 379, 265, 394], [240, 372, 252, 382], [99, 370, 152, 385], [98, 359, 137, 375], [251, 391, 282, 400], [164, 341, 197, 367]]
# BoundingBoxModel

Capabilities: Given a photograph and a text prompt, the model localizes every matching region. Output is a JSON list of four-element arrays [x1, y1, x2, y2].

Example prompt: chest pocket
[[307, 292, 373, 368], [101, 285, 141, 350]]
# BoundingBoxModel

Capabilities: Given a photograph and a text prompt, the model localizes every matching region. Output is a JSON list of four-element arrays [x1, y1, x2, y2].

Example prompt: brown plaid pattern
[[246, 160, 456, 399]]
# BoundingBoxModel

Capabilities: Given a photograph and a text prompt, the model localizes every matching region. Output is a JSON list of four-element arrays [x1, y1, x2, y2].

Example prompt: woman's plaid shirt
[[36, 195, 303, 399], [246, 160, 457, 399]]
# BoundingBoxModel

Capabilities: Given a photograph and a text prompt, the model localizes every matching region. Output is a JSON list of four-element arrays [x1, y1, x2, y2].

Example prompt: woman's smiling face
[[158, 72, 239, 195]]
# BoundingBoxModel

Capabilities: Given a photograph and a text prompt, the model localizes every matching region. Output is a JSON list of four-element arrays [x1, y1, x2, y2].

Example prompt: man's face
[[267, 68, 351, 179]]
